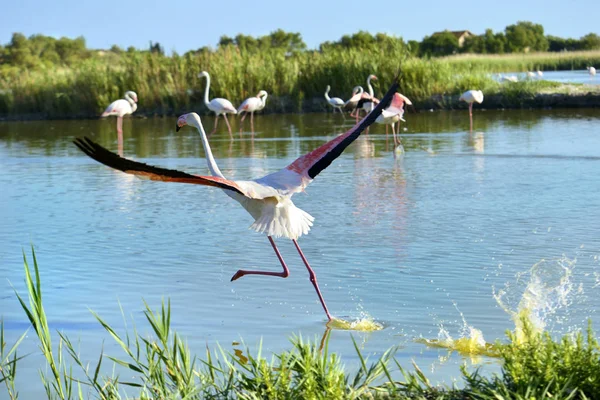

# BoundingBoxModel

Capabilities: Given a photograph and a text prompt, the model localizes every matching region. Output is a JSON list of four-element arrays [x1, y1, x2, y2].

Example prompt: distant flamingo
[[344, 86, 364, 120], [376, 93, 412, 147], [361, 74, 379, 115], [74, 79, 399, 321], [238, 90, 268, 131], [101, 91, 138, 135], [324, 85, 345, 118], [198, 71, 237, 138], [588, 66, 597, 76], [537, 70, 543, 77], [459, 90, 484, 131]]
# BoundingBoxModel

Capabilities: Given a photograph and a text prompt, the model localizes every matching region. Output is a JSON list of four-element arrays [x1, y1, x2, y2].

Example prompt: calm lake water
[[1, 109, 600, 397], [494, 69, 599, 85]]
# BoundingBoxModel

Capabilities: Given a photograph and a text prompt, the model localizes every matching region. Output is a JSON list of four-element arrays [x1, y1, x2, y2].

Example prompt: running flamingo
[[198, 71, 237, 137], [324, 85, 345, 118], [376, 93, 412, 147], [459, 90, 484, 131], [74, 80, 400, 321], [101, 91, 138, 135], [238, 90, 268, 132]]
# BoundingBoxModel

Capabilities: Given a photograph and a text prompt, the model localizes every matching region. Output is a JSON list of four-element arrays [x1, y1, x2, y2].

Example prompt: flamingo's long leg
[[469, 103, 473, 132], [250, 112, 254, 133], [211, 114, 219, 135], [117, 116, 123, 135], [292, 240, 332, 321], [230, 236, 290, 281], [224, 114, 233, 139]]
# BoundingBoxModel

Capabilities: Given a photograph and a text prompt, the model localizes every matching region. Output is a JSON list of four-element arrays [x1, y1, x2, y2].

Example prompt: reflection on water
[[1, 108, 600, 397]]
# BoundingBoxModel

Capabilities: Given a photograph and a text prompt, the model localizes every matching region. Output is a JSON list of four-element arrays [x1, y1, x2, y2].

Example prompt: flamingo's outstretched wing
[[74, 137, 251, 195], [255, 79, 400, 194]]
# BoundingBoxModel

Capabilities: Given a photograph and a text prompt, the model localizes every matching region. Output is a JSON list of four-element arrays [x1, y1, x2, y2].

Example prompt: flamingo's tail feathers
[[250, 201, 314, 240]]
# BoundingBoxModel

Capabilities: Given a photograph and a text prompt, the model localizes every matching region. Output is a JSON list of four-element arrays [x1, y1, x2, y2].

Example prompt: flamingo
[[324, 85, 345, 118], [588, 66, 597, 76], [238, 90, 268, 132], [537, 70, 543, 77], [101, 91, 138, 135], [459, 90, 484, 132], [502, 75, 518, 83], [376, 93, 412, 147], [198, 71, 237, 138], [344, 86, 364, 120], [74, 79, 400, 321], [361, 74, 379, 115]]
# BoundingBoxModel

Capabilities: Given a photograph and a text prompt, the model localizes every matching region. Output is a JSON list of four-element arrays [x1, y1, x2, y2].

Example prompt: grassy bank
[[1, 49, 599, 120], [2, 248, 600, 399]]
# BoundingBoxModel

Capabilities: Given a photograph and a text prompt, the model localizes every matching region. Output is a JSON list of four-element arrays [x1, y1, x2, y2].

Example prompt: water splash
[[328, 312, 383, 331], [493, 256, 576, 344], [416, 303, 499, 358]]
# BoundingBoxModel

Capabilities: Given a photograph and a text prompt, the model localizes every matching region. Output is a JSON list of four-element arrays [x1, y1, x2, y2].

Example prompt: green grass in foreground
[[1, 50, 599, 118], [2, 248, 600, 399]]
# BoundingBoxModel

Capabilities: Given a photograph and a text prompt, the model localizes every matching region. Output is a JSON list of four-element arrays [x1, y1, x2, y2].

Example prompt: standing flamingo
[[324, 85, 346, 119], [588, 66, 597, 76], [459, 90, 484, 132], [101, 91, 138, 135], [376, 93, 412, 147], [344, 86, 364, 120], [198, 71, 237, 138], [361, 74, 379, 115], [74, 80, 399, 321], [238, 90, 268, 132]]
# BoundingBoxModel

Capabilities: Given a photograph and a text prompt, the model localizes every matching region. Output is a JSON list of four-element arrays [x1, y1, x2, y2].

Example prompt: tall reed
[[2, 49, 598, 119]]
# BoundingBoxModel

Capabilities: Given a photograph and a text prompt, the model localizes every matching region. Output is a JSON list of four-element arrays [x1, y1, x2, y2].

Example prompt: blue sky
[[1, 0, 598, 53]]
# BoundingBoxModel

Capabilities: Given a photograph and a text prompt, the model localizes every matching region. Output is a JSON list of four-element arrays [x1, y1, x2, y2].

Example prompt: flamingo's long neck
[[324, 87, 331, 102], [125, 93, 137, 112], [190, 114, 224, 178], [202, 74, 211, 107], [367, 77, 374, 97], [260, 93, 268, 108]]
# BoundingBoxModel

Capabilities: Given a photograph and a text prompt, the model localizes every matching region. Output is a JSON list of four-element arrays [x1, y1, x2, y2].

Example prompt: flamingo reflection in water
[[74, 79, 400, 321]]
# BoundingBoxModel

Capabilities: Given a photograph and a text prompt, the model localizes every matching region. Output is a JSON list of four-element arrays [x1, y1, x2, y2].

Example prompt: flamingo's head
[[176, 112, 199, 132], [369, 74, 378, 81], [125, 91, 138, 103], [198, 71, 209, 79], [351, 85, 363, 95], [256, 90, 268, 98]]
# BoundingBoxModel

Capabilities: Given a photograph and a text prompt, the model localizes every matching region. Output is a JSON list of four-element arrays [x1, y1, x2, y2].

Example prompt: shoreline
[[1, 86, 599, 122]]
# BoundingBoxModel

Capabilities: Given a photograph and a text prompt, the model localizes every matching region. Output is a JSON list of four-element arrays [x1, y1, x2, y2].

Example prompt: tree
[[579, 33, 600, 50], [505, 21, 548, 52], [420, 31, 459, 57], [149, 41, 164, 55]]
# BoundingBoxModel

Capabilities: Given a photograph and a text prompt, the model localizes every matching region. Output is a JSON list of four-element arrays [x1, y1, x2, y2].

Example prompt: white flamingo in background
[[74, 80, 399, 322], [238, 90, 268, 131], [198, 71, 237, 138], [502, 75, 518, 83], [344, 86, 364, 120], [459, 89, 484, 132], [324, 85, 345, 119], [376, 92, 412, 147], [360, 74, 379, 116], [101, 91, 138, 135], [588, 66, 597, 76], [537, 70, 543, 77]]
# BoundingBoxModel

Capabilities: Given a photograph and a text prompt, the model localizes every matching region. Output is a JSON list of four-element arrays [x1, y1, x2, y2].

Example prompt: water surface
[[1, 109, 600, 397]]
